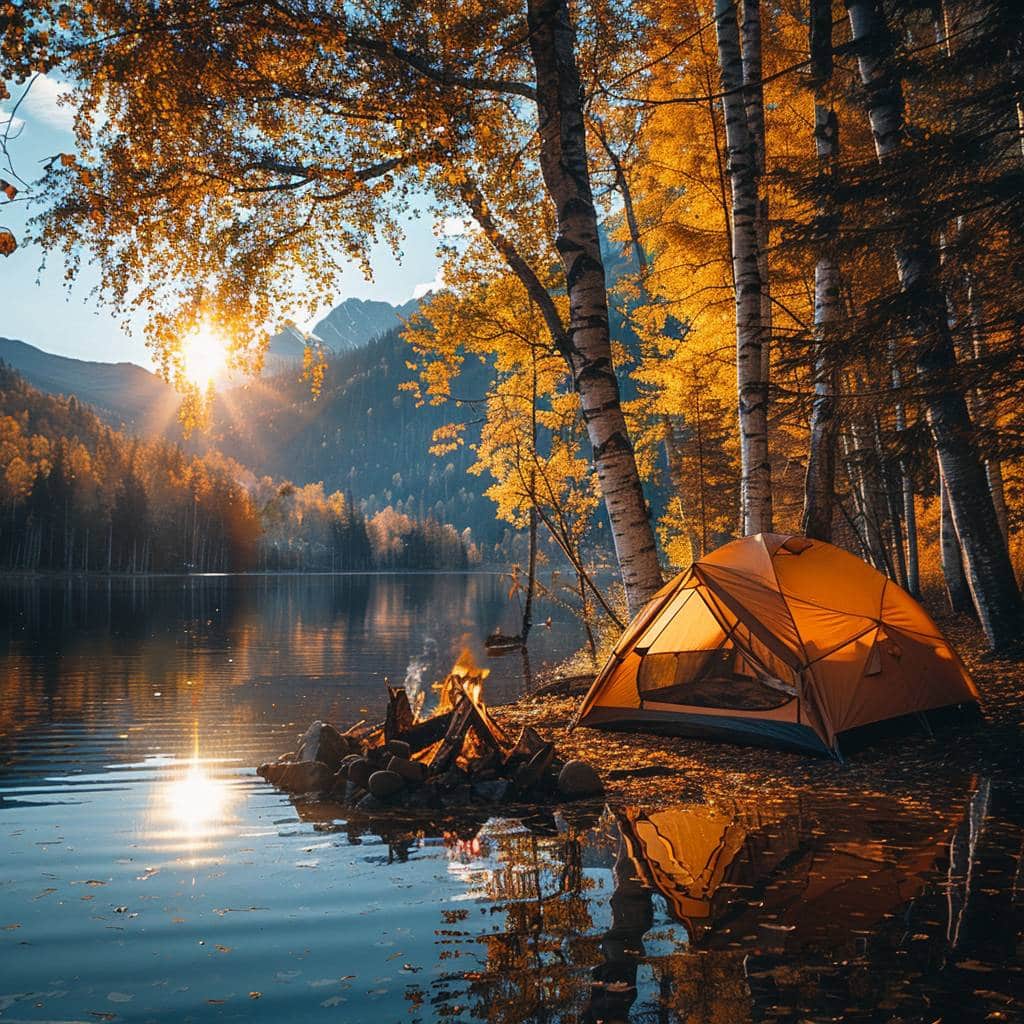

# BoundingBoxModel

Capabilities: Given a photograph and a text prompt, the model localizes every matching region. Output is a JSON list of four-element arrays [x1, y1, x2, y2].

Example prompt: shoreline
[[492, 615, 1023, 810]]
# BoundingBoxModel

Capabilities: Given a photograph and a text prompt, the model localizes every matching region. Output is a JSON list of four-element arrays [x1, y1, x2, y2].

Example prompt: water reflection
[[591, 781, 1023, 1022], [387, 778, 1023, 1023], [1, 576, 1022, 1022], [0, 574, 586, 782], [152, 757, 238, 856]]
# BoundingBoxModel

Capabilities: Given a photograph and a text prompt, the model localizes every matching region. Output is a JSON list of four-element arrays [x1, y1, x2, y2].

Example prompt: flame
[[433, 647, 489, 715], [400, 647, 512, 773], [457, 726, 486, 770], [452, 647, 489, 679]]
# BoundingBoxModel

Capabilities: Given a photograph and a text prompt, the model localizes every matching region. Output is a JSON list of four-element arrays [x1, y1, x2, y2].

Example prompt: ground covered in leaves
[[492, 612, 1024, 810]]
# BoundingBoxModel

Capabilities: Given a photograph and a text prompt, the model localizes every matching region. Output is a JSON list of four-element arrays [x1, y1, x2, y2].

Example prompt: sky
[[1, 76, 443, 371]]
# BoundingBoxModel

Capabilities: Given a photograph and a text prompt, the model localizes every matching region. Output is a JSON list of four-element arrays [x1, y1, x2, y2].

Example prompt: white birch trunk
[[527, 0, 663, 616], [802, 89, 842, 539], [941, 474, 974, 615], [802, 0, 842, 543], [740, 0, 772, 389], [716, 0, 771, 535]]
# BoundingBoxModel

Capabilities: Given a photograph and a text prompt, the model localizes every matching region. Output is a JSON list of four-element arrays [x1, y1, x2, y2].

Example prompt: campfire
[[258, 649, 603, 809]]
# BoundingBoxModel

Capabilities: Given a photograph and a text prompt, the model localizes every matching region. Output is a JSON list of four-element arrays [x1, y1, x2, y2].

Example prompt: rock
[[368, 770, 404, 800], [557, 760, 604, 800], [335, 753, 364, 779], [385, 739, 412, 759], [356, 793, 389, 812], [441, 784, 473, 807], [515, 743, 555, 792], [365, 746, 392, 767], [435, 767, 469, 791], [346, 758, 374, 791], [388, 756, 427, 784], [330, 768, 349, 796], [257, 760, 334, 794], [296, 721, 359, 771], [472, 778, 510, 803]]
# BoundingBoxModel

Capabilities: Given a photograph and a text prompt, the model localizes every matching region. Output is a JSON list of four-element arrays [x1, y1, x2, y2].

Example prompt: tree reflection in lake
[[399, 777, 1024, 1023], [0, 573, 585, 778], [2, 576, 1022, 1022]]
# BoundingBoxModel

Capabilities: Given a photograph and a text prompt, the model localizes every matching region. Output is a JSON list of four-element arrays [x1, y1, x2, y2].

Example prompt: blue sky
[[1, 76, 442, 370]]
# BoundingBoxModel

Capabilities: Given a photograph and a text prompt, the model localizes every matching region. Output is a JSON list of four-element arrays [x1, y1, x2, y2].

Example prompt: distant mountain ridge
[[312, 296, 419, 353], [0, 328, 506, 545], [0, 295, 422, 426], [0, 336, 181, 434]]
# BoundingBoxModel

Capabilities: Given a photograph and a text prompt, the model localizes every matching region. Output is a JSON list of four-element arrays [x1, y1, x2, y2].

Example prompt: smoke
[[404, 636, 440, 716]]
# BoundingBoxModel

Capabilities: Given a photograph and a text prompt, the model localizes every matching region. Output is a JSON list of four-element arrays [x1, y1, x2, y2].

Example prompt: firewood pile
[[257, 649, 604, 810]]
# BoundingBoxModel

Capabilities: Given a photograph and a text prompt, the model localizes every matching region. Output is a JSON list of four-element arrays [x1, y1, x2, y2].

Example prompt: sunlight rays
[[181, 324, 229, 389]]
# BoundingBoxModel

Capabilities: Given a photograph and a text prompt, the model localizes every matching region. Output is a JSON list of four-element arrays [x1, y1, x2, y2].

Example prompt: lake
[[0, 574, 1021, 1023]]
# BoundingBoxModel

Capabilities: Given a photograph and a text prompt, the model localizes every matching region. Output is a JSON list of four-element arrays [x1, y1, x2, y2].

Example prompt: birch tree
[[846, 0, 1021, 650], [526, 0, 662, 611], [13, 0, 664, 616], [715, 0, 772, 535], [801, 0, 842, 541]]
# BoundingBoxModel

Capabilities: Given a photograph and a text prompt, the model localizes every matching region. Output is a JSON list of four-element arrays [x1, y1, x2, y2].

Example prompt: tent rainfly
[[573, 534, 980, 756]]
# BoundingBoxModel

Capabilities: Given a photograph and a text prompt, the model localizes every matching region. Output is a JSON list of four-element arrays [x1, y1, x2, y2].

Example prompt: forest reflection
[[0, 574, 580, 778], [300, 778, 1023, 1023]]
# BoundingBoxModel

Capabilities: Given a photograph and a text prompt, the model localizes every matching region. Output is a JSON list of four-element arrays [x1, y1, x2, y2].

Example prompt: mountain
[[0, 336, 181, 434], [0, 292, 422, 428], [265, 323, 314, 367], [201, 328, 507, 546], [312, 296, 419, 353]]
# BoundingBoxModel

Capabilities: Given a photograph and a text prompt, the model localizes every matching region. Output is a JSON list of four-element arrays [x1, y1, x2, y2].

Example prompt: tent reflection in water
[[585, 784, 1000, 1024], [615, 799, 961, 948], [573, 534, 980, 756]]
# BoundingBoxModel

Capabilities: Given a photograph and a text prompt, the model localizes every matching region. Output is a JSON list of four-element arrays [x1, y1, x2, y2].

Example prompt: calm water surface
[[0, 574, 1021, 1023]]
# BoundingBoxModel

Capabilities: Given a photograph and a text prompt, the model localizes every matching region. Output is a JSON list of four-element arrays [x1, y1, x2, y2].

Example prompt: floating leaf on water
[[957, 960, 996, 972], [106, 992, 132, 1003]]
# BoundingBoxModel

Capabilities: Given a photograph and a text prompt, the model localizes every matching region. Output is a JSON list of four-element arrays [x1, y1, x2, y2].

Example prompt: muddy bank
[[492, 615, 1024, 809]]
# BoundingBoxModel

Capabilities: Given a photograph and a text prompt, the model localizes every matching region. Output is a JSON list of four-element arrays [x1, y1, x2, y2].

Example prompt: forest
[[0, 365, 476, 572], [1, 0, 1023, 652]]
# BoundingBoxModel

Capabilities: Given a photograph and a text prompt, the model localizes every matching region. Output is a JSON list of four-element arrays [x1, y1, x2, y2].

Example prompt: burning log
[[392, 709, 454, 755], [384, 685, 415, 740], [257, 647, 604, 809]]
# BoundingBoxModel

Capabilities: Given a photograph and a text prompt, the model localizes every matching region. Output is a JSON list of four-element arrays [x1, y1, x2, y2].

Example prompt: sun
[[181, 324, 228, 388]]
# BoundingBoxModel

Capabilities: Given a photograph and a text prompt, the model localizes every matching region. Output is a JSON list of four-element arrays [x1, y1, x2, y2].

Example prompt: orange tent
[[573, 534, 979, 756]]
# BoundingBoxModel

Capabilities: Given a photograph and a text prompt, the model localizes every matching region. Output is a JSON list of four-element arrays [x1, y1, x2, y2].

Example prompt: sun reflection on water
[[163, 759, 233, 836], [148, 724, 237, 857]]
